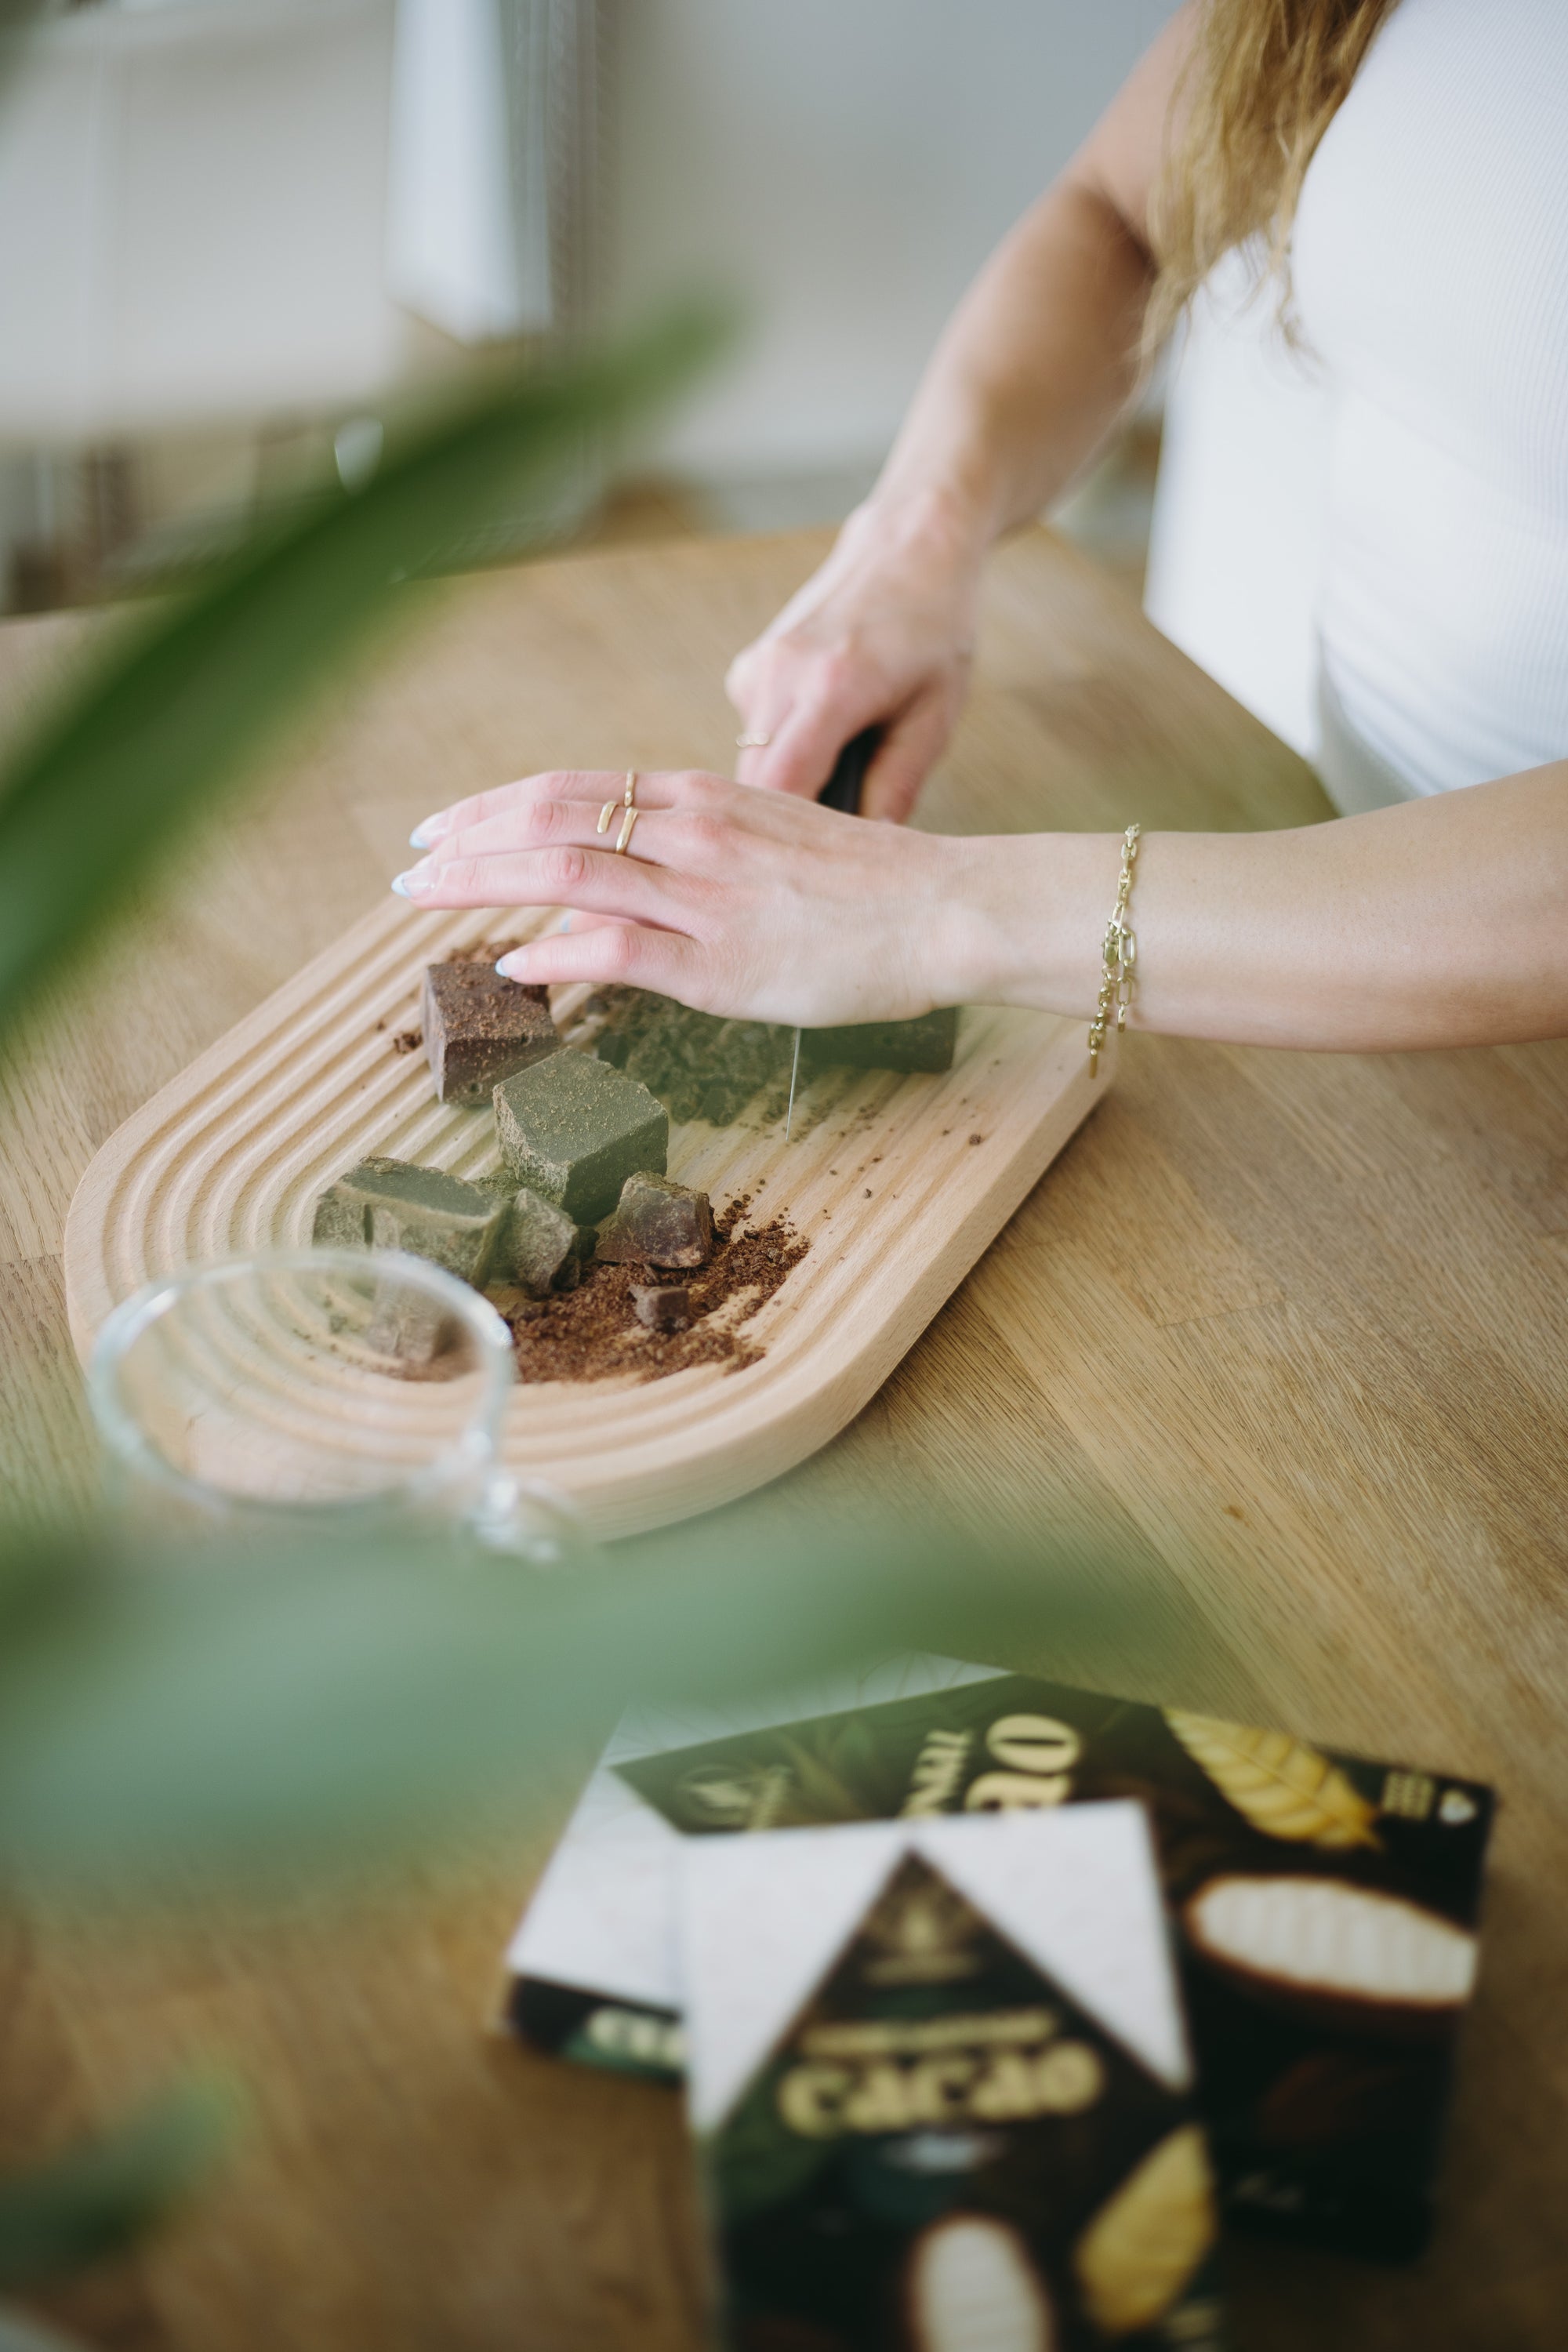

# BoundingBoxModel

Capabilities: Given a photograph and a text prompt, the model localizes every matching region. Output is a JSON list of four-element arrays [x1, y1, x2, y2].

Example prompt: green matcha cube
[[312, 1154, 505, 1287], [477, 1174, 583, 1297], [804, 1006, 959, 1074], [493, 1051, 667, 1224]]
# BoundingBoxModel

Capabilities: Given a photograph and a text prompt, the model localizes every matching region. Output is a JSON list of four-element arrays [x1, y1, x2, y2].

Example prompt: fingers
[[408, 767, 709, 851], [405, 792, 764, 889], [390, 838, 691, 924], [742, 686, 888, 801], [495, 922, 699, 996], [859, 689, 958, 824]]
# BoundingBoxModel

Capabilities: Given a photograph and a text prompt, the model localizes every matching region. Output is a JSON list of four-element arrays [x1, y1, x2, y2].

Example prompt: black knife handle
[[816, 726, 881, 815]]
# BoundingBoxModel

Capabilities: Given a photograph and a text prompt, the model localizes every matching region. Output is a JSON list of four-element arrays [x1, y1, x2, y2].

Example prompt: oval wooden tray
[[64, 899, 1109, 1538]]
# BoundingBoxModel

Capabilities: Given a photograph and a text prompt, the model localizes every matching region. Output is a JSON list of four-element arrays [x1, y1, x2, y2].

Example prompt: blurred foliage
[[0, 300, 728, 2326], [0, 2084, 236, 2292], [0, 270, 1140, 2335], [0, 302, 728, 1026], [0, 1518, 1139, 1894]]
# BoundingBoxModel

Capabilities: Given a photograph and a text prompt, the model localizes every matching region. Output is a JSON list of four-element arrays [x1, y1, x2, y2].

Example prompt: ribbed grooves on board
[[65, 900, 1108, 1535]]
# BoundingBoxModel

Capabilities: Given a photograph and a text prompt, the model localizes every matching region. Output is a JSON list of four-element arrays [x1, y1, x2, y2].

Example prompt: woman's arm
[[727, 9, 1195, 818], [395, 759, 1568, 1052]]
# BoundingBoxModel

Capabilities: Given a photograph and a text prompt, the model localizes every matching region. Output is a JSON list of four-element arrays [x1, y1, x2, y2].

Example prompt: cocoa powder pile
[[499, 1196, 808, 1385]]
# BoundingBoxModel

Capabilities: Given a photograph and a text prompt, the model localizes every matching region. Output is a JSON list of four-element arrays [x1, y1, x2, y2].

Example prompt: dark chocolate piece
[[631, 1283, 691, 1332], [422, 961, 558, 1106], [312, 1153, 505, 1287], [804, 1004, 959, 1073], [493, 1051, 668, 1224], [594, 1171, 713, 1269]]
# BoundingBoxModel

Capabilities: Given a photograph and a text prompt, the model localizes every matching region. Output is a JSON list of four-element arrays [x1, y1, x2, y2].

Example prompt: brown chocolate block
[[595, 1171, 713, 1269], [631, 1283, 692, 1332], [804, 1006, 958, 1074], [312, 1154, 505, 1287], [422, 962, 558, 1106], [493, 1051, 668, 1224]]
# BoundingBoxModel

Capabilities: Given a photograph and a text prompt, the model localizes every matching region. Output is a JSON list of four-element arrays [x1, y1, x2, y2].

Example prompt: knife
[[783, 725, 881, 1142]]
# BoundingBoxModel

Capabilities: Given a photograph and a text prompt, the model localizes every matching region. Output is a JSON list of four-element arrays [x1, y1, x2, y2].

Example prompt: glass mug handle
[[472, 1471, 593, 1570]]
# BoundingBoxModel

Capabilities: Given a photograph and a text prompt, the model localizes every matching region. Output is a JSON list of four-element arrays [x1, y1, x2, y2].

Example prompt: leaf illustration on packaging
[[771, 1733, 873, 1826], [1163, 1711, 1381, 1851], [1075, 2125, 1216, 2337]]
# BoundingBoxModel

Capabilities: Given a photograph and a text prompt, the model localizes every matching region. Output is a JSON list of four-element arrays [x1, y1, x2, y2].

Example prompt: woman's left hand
[[394, 767, 1004, 1025]]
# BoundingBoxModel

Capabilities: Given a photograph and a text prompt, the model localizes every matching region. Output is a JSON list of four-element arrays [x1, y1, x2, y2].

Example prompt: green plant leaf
[[0, 2080, 236, 2290], [0, 2308, 89, 2352], [0, 1518, 1144, 1894], [0, 300, 730, 1028]]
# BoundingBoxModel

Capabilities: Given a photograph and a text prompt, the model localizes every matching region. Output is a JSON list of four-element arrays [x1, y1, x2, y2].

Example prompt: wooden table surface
[[2, 526, 1565, 2352]]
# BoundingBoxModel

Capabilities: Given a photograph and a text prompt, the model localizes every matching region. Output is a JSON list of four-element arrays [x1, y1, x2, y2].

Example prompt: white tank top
[[1289, 0, 1568, 801]]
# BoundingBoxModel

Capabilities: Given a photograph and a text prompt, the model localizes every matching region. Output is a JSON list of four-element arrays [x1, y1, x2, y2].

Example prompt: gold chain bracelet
[[1087, 823, 1141, 1076]]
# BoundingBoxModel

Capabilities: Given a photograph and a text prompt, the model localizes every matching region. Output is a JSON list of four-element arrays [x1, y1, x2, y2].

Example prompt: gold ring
[[623, 769, 638, 808], [614, 806, 641, 855], [735, 731, 771, 749], [596, 799, 616, 834]]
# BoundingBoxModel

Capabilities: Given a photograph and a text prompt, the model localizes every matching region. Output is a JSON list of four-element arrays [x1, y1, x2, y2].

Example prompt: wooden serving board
[[64, 898, 1110, 1538]]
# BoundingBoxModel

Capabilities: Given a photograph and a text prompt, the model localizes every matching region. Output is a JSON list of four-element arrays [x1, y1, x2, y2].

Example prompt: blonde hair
[[1146, 0, 1400, 354]]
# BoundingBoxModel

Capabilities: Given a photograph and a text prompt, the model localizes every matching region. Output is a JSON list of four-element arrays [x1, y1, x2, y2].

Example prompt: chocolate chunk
[[631, 1283, 691, 1331], [312, 1154, 505, 1287], [493, 1051, 668, 1224], [804, 1006, 959, 1073], [595, 1171, 714, 1269], [422, 961, 558, 1106], [485, 1181, 583, 1298]]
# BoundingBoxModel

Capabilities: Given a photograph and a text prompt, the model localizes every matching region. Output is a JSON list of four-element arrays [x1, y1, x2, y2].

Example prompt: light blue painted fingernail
[[390, 872, 412, 897], [409, 811, 450, 848], [408, 825, 433, 848]]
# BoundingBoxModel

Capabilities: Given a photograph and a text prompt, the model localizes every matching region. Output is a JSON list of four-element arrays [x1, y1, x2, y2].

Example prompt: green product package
[[503, 1661, 1492, 2262], [681, 1807, 1228, 2352]]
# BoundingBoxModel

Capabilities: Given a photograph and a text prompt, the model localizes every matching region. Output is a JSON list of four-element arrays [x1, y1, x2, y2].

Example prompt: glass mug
[[88, 1247, 584, 1566]]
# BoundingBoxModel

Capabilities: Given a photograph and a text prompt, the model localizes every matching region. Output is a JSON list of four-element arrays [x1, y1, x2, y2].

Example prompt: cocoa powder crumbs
[[391, 1028, 423, 1054], [499, 1196, 808, 1385]]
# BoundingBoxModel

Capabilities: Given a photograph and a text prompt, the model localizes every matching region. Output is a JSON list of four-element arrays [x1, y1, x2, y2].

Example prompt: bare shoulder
[[1069, 2, 1199, 255]]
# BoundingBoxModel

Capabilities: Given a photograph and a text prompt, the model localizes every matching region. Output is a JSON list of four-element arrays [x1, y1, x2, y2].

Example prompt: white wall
[[0, 0, 416, 446], [610, 0, 1180, 481]]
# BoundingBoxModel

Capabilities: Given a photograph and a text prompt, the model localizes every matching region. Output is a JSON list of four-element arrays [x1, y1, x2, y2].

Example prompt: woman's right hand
[[724, 487, 988, 823]]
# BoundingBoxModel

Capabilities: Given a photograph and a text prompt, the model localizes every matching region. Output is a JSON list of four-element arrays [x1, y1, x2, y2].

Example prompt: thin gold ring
[[601, 769, 637, 833], [614, 806, 641, 855], [735, 731, 771, 750]]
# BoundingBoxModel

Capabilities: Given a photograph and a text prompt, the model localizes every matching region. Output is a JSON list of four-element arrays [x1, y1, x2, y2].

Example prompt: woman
[[394, 0, 1567, 1053]]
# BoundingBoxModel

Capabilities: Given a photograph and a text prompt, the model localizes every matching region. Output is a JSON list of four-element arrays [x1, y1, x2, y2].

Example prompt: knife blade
[[784, 725, 881, 1142]]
